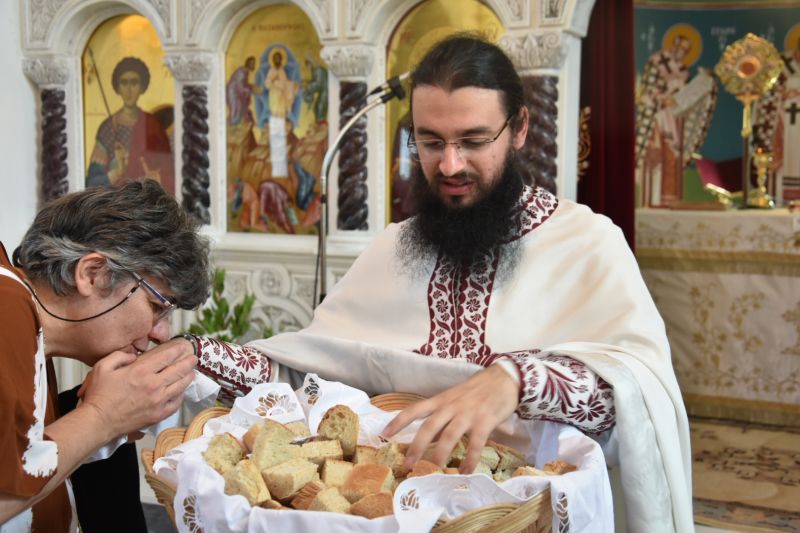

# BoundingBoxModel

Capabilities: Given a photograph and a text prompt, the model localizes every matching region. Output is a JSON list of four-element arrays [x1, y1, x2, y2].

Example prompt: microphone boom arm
[[316, 80, 407, 306]]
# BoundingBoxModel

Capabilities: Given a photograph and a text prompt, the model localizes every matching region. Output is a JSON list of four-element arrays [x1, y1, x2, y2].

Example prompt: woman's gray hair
[[17, 180, 211, 309]]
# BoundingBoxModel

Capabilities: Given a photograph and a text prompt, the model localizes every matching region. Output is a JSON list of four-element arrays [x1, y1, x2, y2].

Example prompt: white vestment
[[248, 190, 693, 532]]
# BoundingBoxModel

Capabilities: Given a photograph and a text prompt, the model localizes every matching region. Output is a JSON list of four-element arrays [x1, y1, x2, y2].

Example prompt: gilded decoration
[[577, 106, 591, 178], [224, 4, 328, 235]]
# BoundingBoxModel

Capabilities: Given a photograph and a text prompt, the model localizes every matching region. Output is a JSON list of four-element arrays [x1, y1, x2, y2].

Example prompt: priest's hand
[[382, 364, 519, 474]]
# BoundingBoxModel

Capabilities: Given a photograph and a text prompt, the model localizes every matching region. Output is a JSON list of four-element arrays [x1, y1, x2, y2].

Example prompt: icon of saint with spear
[[85, 51, 175, 195]]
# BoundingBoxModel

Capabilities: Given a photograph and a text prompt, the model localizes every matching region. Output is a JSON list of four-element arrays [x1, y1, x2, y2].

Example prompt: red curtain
[[578, 0, 635, 250]]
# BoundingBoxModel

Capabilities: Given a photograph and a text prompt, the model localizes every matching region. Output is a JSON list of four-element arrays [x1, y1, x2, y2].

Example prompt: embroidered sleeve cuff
[[502, 351, 616, 435], [193, 337, 272, 406]]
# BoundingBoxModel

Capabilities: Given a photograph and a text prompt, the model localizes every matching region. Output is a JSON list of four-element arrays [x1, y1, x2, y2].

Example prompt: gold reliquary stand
[[713, 33, 784, 209]]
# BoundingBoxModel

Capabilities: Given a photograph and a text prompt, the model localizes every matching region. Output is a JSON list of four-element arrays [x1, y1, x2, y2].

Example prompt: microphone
[[364, 72, 411, 104]]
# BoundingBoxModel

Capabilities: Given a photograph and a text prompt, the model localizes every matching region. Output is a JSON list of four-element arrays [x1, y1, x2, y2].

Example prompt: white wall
[[0, 1, 37, 252]]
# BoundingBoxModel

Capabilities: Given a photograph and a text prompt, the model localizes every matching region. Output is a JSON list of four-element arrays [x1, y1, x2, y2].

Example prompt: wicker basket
[[141, 393, 552, 532]]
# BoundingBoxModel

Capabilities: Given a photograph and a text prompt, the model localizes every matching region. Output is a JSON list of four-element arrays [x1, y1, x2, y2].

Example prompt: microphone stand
[[315, 78, 407, 307]]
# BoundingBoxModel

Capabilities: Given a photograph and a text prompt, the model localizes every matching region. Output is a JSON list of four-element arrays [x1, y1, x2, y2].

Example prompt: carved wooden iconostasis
[[20, 0, 596, 387]]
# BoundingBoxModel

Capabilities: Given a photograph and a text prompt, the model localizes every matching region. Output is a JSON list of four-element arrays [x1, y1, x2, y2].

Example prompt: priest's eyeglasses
[[407, 115, 512, 162]]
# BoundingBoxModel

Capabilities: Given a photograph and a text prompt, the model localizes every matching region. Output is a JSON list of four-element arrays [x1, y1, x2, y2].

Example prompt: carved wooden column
[[500, 33, 564, 195], [23, 56, 70, 203], [321, 45, 375, 230], [164, 53, 213, 224]]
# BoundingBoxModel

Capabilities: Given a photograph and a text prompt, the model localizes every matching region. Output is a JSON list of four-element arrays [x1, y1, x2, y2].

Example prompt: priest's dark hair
[[410, 34, 525, 134]]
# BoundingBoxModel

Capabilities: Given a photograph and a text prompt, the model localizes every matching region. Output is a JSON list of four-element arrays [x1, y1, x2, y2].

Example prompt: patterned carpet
[[691, 418, 800, 532]]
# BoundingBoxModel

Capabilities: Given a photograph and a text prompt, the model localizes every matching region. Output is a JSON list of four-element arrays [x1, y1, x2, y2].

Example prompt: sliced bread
[[317, 405, 359, 457], [300, 439, 344, 466], [308, 486, 351, 514], [222, 459, 270, 505], [262, 458, 320, 500], [376, 442, 410, 478], [349, 491, 394, 519], [353, 445, 379, 465], [203, 433, 244, 475], [321, 459, 354, 487], [290, 480, 326, 510], [341, 463, 394, 503]]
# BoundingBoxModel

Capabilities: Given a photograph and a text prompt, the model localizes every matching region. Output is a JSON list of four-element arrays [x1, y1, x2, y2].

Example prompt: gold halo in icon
[[785, 23, 800, 54], [662, 23, 702, 67]]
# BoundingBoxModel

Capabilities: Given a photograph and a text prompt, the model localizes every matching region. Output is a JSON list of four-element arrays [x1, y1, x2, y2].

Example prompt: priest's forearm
[[190, 335, 272, 405], [501, 352, 615, 434]]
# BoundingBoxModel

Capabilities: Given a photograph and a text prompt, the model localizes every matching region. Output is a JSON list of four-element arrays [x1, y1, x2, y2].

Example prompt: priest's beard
[[397, 150, 524, 281]]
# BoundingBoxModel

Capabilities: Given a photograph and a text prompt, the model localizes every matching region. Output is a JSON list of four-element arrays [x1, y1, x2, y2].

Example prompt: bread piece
[[262, 458, 320, 500], [308, 486, 352, 514], [408, 460, 443, 478], [443, 467, 460, 475], [376, 442, 410, 478], [223, 459, 270, 505], [300, 439, 344, 466], [543, 460, 578, 475], [244, 419, 295, 452], [286, 421, 311, 438], [251, 441, 301, 472], [353, 445, 379, 465], [290, 480, 326, 510], [479, 446, 500, 471], [349, 491, 394, 519], [341, 464, 395, 503], [487, 439, 526, 471], [512, 465, 549, 478], [259, 499, 290, 510], [203, 433, 244, 475], [493, 469, 514, 483], [322, 459, 354, 487], [317, 405, 359, 457], [422, 438, 467, 467], [473, 462, 492, 476]]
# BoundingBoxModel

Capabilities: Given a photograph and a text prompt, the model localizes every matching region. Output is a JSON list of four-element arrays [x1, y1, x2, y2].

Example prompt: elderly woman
[[0, 180, 211, 532]]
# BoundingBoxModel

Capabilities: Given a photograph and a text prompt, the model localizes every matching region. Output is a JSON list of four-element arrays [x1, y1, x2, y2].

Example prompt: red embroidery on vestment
[[417, 185, 557, 360]]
